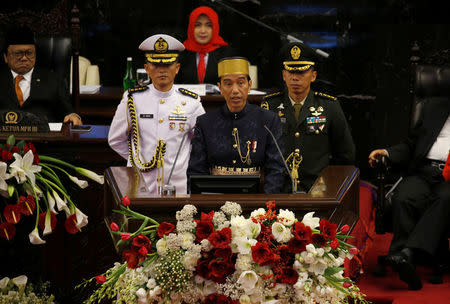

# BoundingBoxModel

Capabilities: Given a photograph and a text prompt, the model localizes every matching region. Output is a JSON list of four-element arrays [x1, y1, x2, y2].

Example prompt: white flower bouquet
[[0, 275, 55, 304]]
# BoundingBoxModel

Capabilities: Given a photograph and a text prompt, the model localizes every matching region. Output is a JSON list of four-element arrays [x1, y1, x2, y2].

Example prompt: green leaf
[[16, 140, 25, 152], [324, 266, 344, 276], [6, 135, 15, 146], [7, 185, 14, 197]]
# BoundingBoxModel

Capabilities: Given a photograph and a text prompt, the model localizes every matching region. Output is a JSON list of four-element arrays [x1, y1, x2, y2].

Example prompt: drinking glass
[[136, 68, 150, 86]]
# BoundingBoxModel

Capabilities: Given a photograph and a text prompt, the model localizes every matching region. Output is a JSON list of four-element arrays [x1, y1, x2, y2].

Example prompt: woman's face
[[194, 14, 213, 45]]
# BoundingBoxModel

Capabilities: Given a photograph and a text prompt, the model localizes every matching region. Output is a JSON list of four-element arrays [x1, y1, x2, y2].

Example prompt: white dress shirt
[[427, 114, 450, 162], [11, 68, 34, 101], [108, 83, 205, 194]]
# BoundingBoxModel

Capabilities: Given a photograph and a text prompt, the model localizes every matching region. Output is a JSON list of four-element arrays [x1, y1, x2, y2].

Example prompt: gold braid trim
[[127, 93, 166, 172], [285, 150, 303, 192]]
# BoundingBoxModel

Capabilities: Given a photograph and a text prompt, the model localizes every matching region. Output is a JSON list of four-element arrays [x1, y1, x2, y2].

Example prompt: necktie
[[197, 53, 206, 84], [15, 75, 25, 107], [294, 103, 302, 121]]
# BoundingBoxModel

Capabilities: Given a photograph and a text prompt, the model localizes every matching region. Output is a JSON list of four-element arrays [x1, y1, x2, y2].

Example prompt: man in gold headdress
[[261, 42, 355, 192], [187, 57, 285, 193]]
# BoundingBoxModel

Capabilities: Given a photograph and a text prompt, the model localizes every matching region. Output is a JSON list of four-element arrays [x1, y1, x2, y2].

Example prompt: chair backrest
[[35, 35, 72, 85], [411, 64, 450, 127]]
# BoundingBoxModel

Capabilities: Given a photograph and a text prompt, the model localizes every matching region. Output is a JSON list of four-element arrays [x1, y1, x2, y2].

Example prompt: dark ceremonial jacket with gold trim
[[0, 67, 73, 122], [262, 89, 355, 191], [187, 103, 285, 193]]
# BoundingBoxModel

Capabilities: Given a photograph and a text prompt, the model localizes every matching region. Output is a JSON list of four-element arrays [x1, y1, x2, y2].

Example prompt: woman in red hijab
[[179, 6, 233, 84]]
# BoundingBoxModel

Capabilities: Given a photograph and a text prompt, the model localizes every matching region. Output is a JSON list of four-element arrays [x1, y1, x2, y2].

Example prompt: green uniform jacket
[[261, 89, 355, 191]]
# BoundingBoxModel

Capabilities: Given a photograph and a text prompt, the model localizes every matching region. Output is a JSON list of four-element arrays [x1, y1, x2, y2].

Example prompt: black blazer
[[387, 97, 450, 171], [177, 46, 234, 84], [0, 67, 74, 122]]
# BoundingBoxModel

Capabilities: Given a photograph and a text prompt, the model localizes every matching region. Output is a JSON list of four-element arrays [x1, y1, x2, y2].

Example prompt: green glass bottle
[[123, 57, 136, 91]]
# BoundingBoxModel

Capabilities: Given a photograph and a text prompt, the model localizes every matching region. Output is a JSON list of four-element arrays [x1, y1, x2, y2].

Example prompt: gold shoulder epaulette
[[260, 100, 269, 110], [178, 88, 198, 99], [314, 91, 337, 101], [128, 86, 148, 94], [263, 91, 282, 100]]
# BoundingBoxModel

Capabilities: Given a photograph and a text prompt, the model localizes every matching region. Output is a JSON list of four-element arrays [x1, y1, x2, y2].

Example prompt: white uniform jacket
[[108, 83, 205, 194]]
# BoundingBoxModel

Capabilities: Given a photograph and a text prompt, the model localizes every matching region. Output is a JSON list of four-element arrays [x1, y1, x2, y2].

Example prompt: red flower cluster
[[195, 211, 215, 242], [156, 222, 175, 238], [204, 293, 238, 304], [122, 234, 152, 268], [0, 195, 37, 241], [0, 142, 39, 164]]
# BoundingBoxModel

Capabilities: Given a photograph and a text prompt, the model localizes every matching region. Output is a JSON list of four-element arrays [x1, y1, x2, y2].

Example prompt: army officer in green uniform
[[261, 42, 355, 192]]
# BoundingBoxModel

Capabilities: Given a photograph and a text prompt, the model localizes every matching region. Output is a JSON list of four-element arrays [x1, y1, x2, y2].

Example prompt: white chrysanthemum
[[200, 239, 213, 252], [271, 222, 292, 243], [178, 232, 195, 250], [149, 286, 162, 298], [235, 254, 253, 272], [166, 233, 181, 250], [176, 220, 196, 233], [202, 280, 216, 296], [306, 243, 316, 254], [302, 212, 320, 229], [212, 211, 227, 226], [146, 278, 156, 289], [233, 236, 257, 255], [220, 201, 242, 216], [301, 251, 315, 264], [156, 238, 167, 256], [136, 287, 147, 299], [250, 208, 265, 219], [278, 209, 296, 226], [183, 251, 201, 271], [237, 270, 259, 294]]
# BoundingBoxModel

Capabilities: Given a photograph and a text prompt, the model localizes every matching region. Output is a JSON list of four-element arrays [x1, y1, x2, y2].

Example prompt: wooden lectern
[[104, 165, 360, 230]]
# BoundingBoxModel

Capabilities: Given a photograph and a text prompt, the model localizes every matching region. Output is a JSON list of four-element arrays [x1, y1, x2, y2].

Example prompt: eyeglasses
[[8, 50, 35, 60]]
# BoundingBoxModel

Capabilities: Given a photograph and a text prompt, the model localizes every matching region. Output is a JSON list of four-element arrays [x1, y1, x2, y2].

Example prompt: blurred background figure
[[178, 6, 233, 84]]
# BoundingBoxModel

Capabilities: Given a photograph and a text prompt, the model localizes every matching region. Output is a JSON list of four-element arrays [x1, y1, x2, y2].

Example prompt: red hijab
[[183, 6, 228, 54]]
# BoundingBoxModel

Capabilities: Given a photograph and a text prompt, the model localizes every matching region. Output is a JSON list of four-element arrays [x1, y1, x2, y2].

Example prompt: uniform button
[[159, 118, 164, 123], [160, 99, 165, 104], [315, 130, 319, 134], [295, 149, 300, 154], [181, 101, 186, 105], [295, 132, 300, 138], [233, 128, 237, 131], [233, 144, 237, 149], [232, 160, 236, 164]]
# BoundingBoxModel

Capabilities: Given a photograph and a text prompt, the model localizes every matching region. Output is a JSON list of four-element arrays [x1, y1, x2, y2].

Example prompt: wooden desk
[[79, 86, 265, 124], [104, 165, 359, 229]]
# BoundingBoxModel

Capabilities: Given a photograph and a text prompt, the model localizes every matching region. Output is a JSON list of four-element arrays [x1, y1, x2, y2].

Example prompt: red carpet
[[351, 183, 450, 304]]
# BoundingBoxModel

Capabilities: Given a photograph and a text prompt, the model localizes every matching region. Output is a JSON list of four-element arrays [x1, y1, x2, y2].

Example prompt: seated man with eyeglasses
[[0, 26, 82, 125]]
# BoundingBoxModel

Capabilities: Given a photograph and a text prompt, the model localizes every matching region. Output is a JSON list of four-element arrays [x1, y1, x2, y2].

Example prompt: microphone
[[162, 127, 194, 196], [263, 125, 296, 194]]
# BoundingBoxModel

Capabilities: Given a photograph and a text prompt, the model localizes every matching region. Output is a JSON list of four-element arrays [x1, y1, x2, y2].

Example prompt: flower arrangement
[[0, 275, 55, 304], [0, 135, 104, 244], [82, 199, 367, 304]]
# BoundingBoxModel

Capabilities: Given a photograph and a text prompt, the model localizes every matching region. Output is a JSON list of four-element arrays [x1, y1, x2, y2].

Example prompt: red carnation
[[3, 204, 21, 224], [1, 150, 12, 162], [320, 219, 337, 240], [251, 242, 276, 266], [200, 211, 215, 222], [311, 233, 327, 247], [132, 234, 151, 251], [330, 238, 339, 249], [65, 214, 80, 234], [195, 220, 214, 242], [278, 266, 299, 284], [122, 195, 130, 207], [340, 224, 350, 234], [33, 154, 39, 165], [122, 248, 143, 269], [208, 259, 235, 283], [11, 146, 19, 153], [204, 293, 237, 304], [276, 244, 294, 264], [0, 222, 16, 240], [121, 233, 131, 241], [214, 246, 233, 260], [38, 212, 58, 231], [24, 142, 36, 154], [156, 222, 175, 238], [195, 259, 211, 279], [292, 222, 312, 241], [95, 275, 106, 284], [208, 227, 232, 248], [110, 222, 119, 232]]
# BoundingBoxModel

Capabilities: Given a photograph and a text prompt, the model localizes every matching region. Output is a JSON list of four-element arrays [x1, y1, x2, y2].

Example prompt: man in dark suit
[[261, 42, 355, 192], [369, 97, 450, 290], [0, 26, 82, 125]]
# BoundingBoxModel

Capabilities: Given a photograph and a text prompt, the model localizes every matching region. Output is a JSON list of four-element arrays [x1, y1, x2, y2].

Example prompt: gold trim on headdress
[[145, 53, 179, 64], [218, 58, 249, 77], [290, 45, 301, 60]]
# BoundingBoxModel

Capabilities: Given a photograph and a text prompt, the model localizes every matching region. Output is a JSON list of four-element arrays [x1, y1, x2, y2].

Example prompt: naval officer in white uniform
[[108, 34, 205, 194]]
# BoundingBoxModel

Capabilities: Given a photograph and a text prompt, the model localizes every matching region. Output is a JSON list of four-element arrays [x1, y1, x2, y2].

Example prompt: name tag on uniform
[[140, 114, 154, 119]]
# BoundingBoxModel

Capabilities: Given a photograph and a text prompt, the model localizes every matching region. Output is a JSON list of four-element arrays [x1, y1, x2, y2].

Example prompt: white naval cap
[[139, 34, 185, 64]]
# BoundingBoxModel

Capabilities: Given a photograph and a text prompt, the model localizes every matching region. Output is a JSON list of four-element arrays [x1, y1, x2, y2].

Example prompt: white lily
[[302, 212, 320, 229], [46, 192, 57, 214], [69, 175, 89, 189], [0, 162, 11, 191], [9, 151, 41, 186], [0, 277, 9, 290], [75, 207, 88, 229], [43, 210, 53, 236], [12, 275, 27, 290], [52, 190, 68, 213], [29, 228, 46, 245], [237, 270, 259, 294], [75, 167, 104, 184]]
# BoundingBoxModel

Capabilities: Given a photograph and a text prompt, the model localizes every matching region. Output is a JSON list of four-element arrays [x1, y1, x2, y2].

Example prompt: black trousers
[[389, 164, 450, 257]]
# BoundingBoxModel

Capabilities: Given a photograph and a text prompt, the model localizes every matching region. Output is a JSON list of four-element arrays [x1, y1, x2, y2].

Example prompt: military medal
[[252, 141, 257, 153], [169, 105, 187, 121], [169, 122, 175, 130], [179, 122, 185, 131]]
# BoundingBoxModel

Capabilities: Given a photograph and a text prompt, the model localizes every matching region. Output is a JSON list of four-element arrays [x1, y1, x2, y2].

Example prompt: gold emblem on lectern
[[5, 112, 18, 124]]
